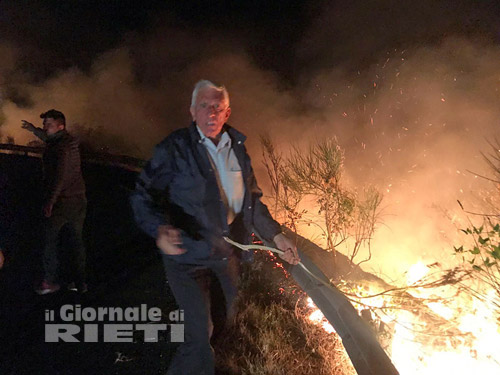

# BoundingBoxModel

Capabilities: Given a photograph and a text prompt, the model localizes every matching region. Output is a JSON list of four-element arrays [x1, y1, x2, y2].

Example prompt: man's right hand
[[43, 202, 53, 218], [156, 225, 187, 255], [21, 120, 36, 132]]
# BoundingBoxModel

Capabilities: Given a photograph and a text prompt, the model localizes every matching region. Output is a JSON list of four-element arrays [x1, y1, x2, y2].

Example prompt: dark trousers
[[43, 196, 87, 284], [162, 253, 240, 375]]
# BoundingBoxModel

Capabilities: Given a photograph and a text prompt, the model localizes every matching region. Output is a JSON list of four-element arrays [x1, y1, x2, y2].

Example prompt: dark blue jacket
[[130, 122, 281, 264]]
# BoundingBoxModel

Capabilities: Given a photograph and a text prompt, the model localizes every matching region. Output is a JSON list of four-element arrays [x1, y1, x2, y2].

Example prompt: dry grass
[[216, 251, 356, 375]]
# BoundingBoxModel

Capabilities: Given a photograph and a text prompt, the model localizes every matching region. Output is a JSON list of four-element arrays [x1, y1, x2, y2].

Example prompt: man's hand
[[0, 250, 5, 269], [21, 120, 36, 132], [273, 233, 300, 265], [156, 225, 187, 255], [43, 202, 53, 218]]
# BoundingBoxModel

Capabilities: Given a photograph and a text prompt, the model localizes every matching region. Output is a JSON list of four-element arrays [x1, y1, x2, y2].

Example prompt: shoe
[[35, 280, 61, 295], [67, 281, 88, 293]]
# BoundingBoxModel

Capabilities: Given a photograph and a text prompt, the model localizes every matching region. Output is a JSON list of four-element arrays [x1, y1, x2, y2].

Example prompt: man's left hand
[[21, 120, 36, 132], [273, 233, 300, 265], [43, 202, 53, 218]]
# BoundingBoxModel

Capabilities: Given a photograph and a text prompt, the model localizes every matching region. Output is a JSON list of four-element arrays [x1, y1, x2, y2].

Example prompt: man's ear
[[224, 107, 231, 121], [190, 106, 196, 121]]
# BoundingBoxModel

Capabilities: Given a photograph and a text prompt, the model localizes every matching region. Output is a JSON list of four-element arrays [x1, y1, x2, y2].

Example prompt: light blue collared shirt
[[197, 126, 245, 224]]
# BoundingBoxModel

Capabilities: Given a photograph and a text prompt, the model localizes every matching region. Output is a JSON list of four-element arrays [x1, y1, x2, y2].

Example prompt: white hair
[[191, 80, 230, 108]]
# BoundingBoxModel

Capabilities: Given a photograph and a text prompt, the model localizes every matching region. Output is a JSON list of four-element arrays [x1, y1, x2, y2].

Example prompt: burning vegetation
[[218, 135, 500, 375], [215, 249, 356, 375]]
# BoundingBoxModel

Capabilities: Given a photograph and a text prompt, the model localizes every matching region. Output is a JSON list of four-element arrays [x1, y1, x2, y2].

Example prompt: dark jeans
[[43, 196, 87, 284], [162, 253, 240, 375]]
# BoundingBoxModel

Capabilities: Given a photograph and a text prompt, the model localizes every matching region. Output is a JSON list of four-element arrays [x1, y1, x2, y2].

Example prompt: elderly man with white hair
[[131, 80, 299, 375]]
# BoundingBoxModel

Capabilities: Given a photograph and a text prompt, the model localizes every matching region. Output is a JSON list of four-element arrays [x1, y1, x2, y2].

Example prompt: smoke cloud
[[297, 37, 500, 278]]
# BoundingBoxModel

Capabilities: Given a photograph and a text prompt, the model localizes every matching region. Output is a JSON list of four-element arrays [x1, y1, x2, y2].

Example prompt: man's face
[[43, 117, 64, 136], [190, 87, 231, 139]]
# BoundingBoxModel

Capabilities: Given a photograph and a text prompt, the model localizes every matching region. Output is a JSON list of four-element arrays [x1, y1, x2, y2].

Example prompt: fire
[[278, 200, 500, 374], [304, 262, 500, 375], [406, 261, 430, 284], [306, 297, 335, 334]]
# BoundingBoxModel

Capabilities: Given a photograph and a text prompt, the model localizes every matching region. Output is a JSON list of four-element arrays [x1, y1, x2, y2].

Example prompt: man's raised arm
[[21, 120, 48, 141]]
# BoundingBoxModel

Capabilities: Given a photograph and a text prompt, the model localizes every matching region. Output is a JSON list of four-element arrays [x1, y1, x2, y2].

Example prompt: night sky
[[0, 0, 313, 86], [1, 0, 499, 89]]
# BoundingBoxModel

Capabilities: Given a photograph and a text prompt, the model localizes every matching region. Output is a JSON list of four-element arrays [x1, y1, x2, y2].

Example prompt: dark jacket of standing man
[[21, 110, 87, 295], [130, 80, 299, 375]]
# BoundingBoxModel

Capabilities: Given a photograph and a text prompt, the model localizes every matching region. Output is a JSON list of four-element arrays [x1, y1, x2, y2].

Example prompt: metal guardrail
[[258, 229, 400, 375], [0, 143, 44, 156], [0, 143, 146, 172]]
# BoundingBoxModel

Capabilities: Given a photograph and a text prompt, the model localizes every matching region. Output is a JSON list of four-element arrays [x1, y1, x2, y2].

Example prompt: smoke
[[0, 1, 499, 280], [0, 25, 299, 156], [293, 36, 500, 278]]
